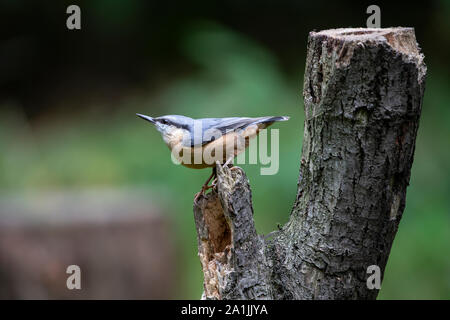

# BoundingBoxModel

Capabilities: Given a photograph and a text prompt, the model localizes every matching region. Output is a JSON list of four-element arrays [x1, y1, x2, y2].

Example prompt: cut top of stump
[[309, 27, 425, 79]]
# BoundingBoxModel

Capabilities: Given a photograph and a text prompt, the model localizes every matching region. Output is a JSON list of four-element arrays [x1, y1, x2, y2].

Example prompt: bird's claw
[[194, 177, 218, 204], [194, 191, 203, 204], [205, 178, 217, 190]]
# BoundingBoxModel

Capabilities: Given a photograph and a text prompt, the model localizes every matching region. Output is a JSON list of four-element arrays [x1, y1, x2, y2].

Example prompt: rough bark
[[193, 28, 426, 300]]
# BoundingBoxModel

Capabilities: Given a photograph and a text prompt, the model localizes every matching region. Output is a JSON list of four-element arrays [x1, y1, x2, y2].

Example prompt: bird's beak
[[136, 113, 156, 124]]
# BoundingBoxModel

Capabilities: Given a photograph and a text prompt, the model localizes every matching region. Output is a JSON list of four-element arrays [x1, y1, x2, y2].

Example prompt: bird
[[136, 114, 289, 202]]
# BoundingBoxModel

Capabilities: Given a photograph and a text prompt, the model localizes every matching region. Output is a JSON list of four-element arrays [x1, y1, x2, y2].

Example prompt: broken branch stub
[[193, 164, 272, 299]]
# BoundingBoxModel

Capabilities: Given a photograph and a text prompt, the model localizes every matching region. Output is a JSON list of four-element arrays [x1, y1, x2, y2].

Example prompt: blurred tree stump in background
[[193, 28, 426, 300], [0, 188, 175, 299]]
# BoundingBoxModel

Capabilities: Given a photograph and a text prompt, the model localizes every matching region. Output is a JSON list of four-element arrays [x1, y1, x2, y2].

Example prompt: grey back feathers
[[137, 114, 289, 147], [187, 116, 289, 147]]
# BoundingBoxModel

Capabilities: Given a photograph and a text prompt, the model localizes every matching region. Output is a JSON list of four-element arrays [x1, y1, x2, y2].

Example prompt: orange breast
[[169, 123, 269, 169]]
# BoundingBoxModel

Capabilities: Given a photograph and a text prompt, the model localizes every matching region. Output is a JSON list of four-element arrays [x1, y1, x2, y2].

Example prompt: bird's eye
[[160, 119, 167, 125]]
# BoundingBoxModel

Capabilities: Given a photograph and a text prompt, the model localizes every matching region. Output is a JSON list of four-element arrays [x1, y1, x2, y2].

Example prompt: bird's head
[[137, 114, 192, 146]]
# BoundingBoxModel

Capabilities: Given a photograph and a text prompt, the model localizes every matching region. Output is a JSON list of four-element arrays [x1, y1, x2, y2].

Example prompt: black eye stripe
[[157, 118, 190, 130]]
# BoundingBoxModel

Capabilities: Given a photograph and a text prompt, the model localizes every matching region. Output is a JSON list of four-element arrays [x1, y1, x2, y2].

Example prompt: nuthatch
[[136, 114, 289, 201]]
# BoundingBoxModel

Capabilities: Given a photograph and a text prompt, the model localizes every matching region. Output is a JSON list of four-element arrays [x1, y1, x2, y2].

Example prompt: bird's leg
[[202, 167, 216, 189], [194, 167, 217, 203]]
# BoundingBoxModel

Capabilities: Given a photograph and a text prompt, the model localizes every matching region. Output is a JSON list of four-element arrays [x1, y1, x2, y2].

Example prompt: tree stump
[[193, 27, 426, 300]]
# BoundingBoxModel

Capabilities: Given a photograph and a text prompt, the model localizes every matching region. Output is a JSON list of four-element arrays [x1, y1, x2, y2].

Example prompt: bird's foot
[[194, 175, 218, 204], [204, 178, 217, 191], [194, 184, 208, 204], [194, 190, 203, 204]]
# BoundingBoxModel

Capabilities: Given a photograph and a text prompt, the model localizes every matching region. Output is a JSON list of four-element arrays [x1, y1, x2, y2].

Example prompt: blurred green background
[[0, 0, 449, 299]]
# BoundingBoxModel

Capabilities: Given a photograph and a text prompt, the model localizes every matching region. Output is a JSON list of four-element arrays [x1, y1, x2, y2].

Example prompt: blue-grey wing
[[185, 116, 289, 147]]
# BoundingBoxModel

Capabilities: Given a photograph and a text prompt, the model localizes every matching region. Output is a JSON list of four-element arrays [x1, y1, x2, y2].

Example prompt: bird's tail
[[257, 116, 290, 124]]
